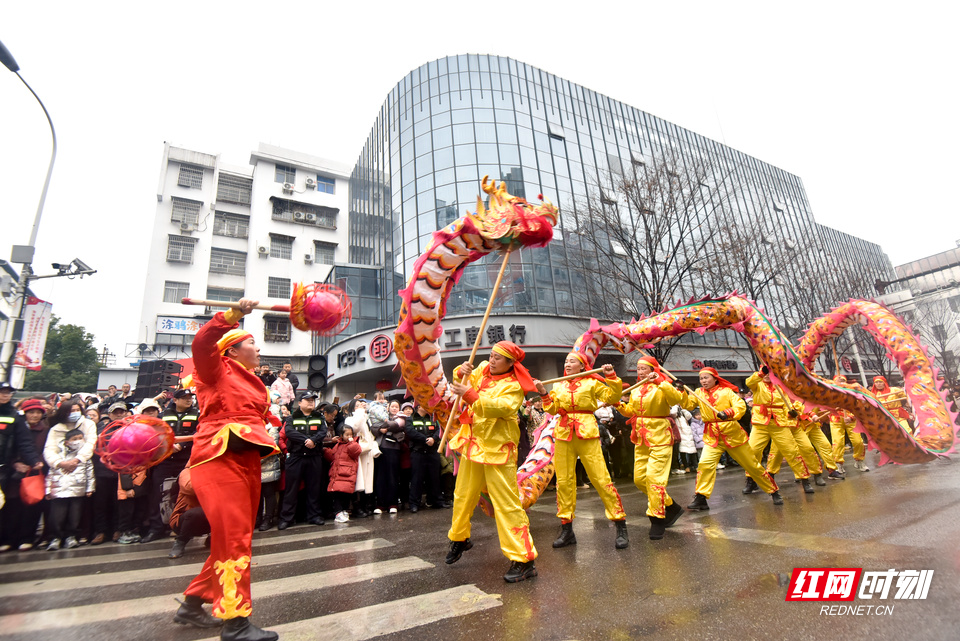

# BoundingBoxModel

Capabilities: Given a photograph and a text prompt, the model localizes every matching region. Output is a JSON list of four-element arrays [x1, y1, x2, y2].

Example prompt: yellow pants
[[831, 422, 865, 464], [448, 457, 537, 562], [695, 443, 778, 497], [634, 444, 674, 518], [767, 427, 821, 475], [805, 425, 838, 471], [554, 437, 625, 522], [748, 423, 810, 479]]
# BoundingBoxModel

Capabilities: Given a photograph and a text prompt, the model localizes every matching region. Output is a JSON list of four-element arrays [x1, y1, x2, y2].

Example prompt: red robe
[[184, 310, 280, 620]]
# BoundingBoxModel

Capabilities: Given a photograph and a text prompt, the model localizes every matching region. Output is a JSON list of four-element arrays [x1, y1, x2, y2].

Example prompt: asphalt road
[[2, 449, 958, 641]]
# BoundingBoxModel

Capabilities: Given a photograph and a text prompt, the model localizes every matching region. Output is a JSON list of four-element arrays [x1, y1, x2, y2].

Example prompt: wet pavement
[[2, 449, 959, 641]]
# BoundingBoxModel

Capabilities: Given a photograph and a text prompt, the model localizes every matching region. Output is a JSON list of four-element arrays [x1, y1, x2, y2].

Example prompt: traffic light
[[307, 355, 328, 390]]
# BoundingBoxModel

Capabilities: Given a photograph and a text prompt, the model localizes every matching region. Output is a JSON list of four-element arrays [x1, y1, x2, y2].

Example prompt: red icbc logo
[[786, 568, 862, 601], [370, 334, 393, 363]]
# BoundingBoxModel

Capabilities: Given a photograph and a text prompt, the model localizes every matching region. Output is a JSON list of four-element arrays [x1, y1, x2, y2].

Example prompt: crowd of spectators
[[2, 374, 958, 557]]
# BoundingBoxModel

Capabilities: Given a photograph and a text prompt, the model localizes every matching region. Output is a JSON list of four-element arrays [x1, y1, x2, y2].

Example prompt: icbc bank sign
[[337, 334, 394, 368]]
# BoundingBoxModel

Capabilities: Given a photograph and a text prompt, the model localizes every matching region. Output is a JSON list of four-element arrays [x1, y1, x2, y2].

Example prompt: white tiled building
[[136, 142, 351, 371]]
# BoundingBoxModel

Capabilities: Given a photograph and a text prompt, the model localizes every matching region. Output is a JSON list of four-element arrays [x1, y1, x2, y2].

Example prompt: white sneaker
[[0, 545, 11, 553], [64, 536, 79, 549], [18, 543, 33, 551], [334, 511, 350, 523], [716, 463, 726, 469], [47, 539, 61, 552], [389, 507, 398, 514]]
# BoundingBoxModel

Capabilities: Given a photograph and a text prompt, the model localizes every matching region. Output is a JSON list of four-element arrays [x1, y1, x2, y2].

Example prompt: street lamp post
[[1, 38, 58, 385]]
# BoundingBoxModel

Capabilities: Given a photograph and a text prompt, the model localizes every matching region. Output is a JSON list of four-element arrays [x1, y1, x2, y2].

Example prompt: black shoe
[[801, 478, 815, 494], [663, 502, 684, 528], [771, 491, 784, 505], [140, 531, 161, 544], [552, 522, 577, 548], [308, 517, 325, 526], [220, 616, 278, 641], [827, 469, 846, 480], [258, 520, 272, 532], [503, 559, 537, 583], [614, 520, 629, 549], [648, 515, 666, 540], [687, 494, 710, 511], [168, 539, 187, 559], [409, 504, 419, 513], [742, 477, 758, 495], [814, 473, 827, 487], [445, 538, 473, 564], [277, 521, 290, 531], [173, 596, 222, 628]]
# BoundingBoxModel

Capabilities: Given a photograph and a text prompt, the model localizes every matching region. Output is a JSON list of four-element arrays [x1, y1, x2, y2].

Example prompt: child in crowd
[[324, 426, 361, 523], [44, 429, 95, 550]]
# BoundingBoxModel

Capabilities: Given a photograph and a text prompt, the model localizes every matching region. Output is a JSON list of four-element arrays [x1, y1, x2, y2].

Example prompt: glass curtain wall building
[[338, 54, 894, 359]]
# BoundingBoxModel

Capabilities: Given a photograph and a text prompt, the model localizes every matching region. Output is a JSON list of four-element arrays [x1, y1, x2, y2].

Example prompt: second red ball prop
[[180, 282, 352, 336], [96, 416, 175, 474]]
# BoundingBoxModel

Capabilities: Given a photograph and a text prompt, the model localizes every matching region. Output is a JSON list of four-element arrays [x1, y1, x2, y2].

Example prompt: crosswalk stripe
[[0, 538, 394, 597], [0, 527, 368, 574], [198, 584, 502, 641], [672, 521, 926, 554], [0, 556, 432, 636]]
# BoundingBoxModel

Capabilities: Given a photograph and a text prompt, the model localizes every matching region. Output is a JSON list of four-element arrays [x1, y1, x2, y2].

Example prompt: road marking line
[[0, 556, 432, 636], [673, 522, 926, 555], [198, 584, 502, 641], [0, 527, 369, 573], [0, 538, 393, 597]]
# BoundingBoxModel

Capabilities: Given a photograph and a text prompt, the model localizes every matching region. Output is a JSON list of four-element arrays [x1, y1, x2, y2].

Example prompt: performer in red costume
[[173, 299, 281, 641]]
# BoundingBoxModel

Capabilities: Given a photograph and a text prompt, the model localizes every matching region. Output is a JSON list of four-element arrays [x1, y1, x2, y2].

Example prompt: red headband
[[638, 356, 667, 383], [699, 367, 738, 391]]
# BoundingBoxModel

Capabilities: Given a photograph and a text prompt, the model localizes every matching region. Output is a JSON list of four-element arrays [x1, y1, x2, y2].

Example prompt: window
[[166, 235, 197, 264], [267, 277, 291, 299], [205, 286, 244, 313], [171, 197, 202, 226], [316, 175, 335, 194], [314, 241, 337, 265], [270, 197, 338, 228], [269, 234, 294, 260], [275, 164, 295, 184], [217, 173, 252, 205], [163, 281, 189, 303], [264, 316, 291, 342], [213, 212, 249, 238], [209, 248, 246, 275], [177, 164, 203, 189]]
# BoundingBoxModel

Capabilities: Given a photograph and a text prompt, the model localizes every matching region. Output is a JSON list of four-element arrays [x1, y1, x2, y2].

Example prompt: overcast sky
[[1, 2, 955, 366]]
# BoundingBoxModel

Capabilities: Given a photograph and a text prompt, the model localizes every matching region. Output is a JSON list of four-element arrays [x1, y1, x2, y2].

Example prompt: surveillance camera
[[51, 263, 62, 270]]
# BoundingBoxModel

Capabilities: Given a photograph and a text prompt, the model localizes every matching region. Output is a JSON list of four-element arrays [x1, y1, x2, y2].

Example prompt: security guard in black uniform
[[142, 389, 199, 542], [405, 404, 450, 512], [279, 392, 326, 529]]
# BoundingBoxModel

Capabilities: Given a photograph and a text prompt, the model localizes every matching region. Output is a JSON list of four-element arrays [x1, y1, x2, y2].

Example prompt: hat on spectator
[[299, 391, 319, 400], [0, 383, 15, 392], [21, 399, 45, 412], [173, 389, 194, 399], [108, 402, 128, 414], [135, 399, 162, 414], [400, 402, 414, 412]]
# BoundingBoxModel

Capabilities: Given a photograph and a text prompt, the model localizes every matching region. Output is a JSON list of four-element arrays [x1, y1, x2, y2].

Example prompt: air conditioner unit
[[179, 222, 194, 232], [293, 211, 306, 221], [257, 245, 268, 256], [304, 253, 314, 264], [305, 178, 316, 189], [282, 182, 295, 194], [305, 213, 317, 223]]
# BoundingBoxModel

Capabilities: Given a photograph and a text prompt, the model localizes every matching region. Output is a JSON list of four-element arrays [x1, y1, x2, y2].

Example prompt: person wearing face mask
[[43, 400, 97, 486], [43, 428, 95, 550]]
